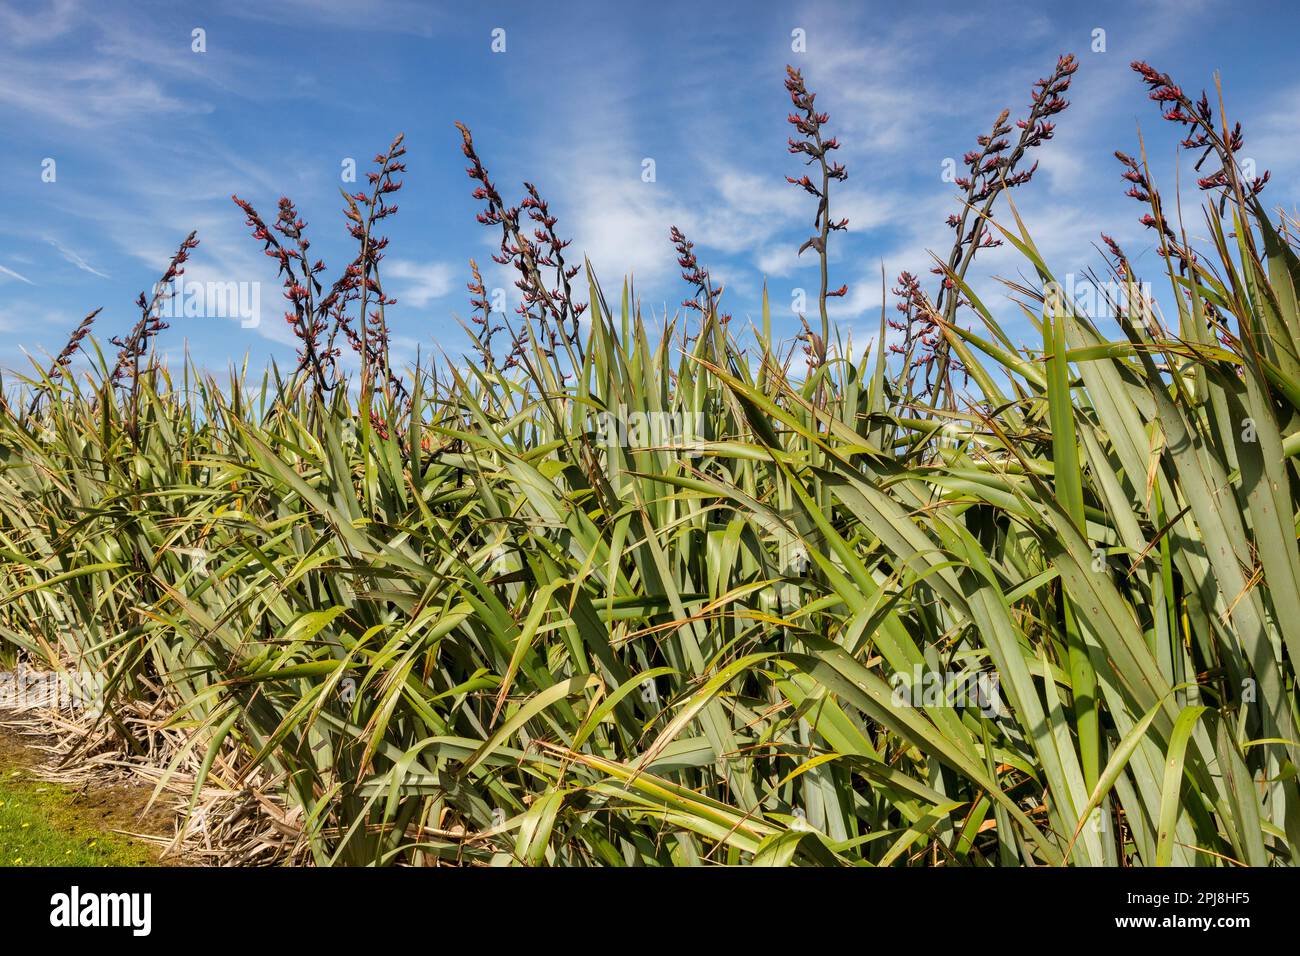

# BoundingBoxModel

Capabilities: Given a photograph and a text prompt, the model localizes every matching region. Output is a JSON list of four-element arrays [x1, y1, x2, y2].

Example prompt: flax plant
[[0, 58, 1296, 868]]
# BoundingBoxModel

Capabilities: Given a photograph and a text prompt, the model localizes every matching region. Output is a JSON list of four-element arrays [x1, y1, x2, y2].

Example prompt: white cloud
[[756, 245, 801, 278], [0, 263, 34, 285], [1238, 84, 1300, 207], [0, 0, 79, 46], [570, 175, 690, 289], [0, 57, 192, 129], [46, 238, 110, 279], [219, 0, 442, 36], [384, 259, 456, 308]]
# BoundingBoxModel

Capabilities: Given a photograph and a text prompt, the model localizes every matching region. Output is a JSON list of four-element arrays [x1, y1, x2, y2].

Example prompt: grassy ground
[[0, 732, 163, 867]]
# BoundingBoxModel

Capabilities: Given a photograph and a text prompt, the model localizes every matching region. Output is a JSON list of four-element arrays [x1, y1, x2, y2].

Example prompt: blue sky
[[1, 0, 1298, 378]]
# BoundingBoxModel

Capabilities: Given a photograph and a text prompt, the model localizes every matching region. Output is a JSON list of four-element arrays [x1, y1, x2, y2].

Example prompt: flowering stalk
[[908, 54, 1076, 407], [232, 195, 333, 395], [1130, 61, 1269, 209], [29, 308, 100, 417], [1118, 62, 1271, 275], [232, 135, 408, 405], [669, 226, 730, 344], [524, 181, 586, 350], [111, 231, 199, 441], [342, 133, 406, 398], [1109, 63, 1274, 353], [887, 272, 953, 399], [454, 123, 584, 375], [938, 56, 1077, 313], [1111, 148, 1198, 282], [784, 66, 848, 362], [465, 258, 502, 372]]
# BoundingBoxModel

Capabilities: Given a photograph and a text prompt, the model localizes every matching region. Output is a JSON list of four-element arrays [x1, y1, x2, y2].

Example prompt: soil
[[0, 722, 189, 866]]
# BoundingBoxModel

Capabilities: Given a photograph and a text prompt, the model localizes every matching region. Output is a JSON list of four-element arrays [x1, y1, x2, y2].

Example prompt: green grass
[[0, 770, 156, 867]]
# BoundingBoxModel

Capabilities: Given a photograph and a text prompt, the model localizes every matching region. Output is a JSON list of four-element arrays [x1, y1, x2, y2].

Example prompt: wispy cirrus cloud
[[218, 0, 444, 37], [46, 238, 110, 279], [0, 264, 35, 285]]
